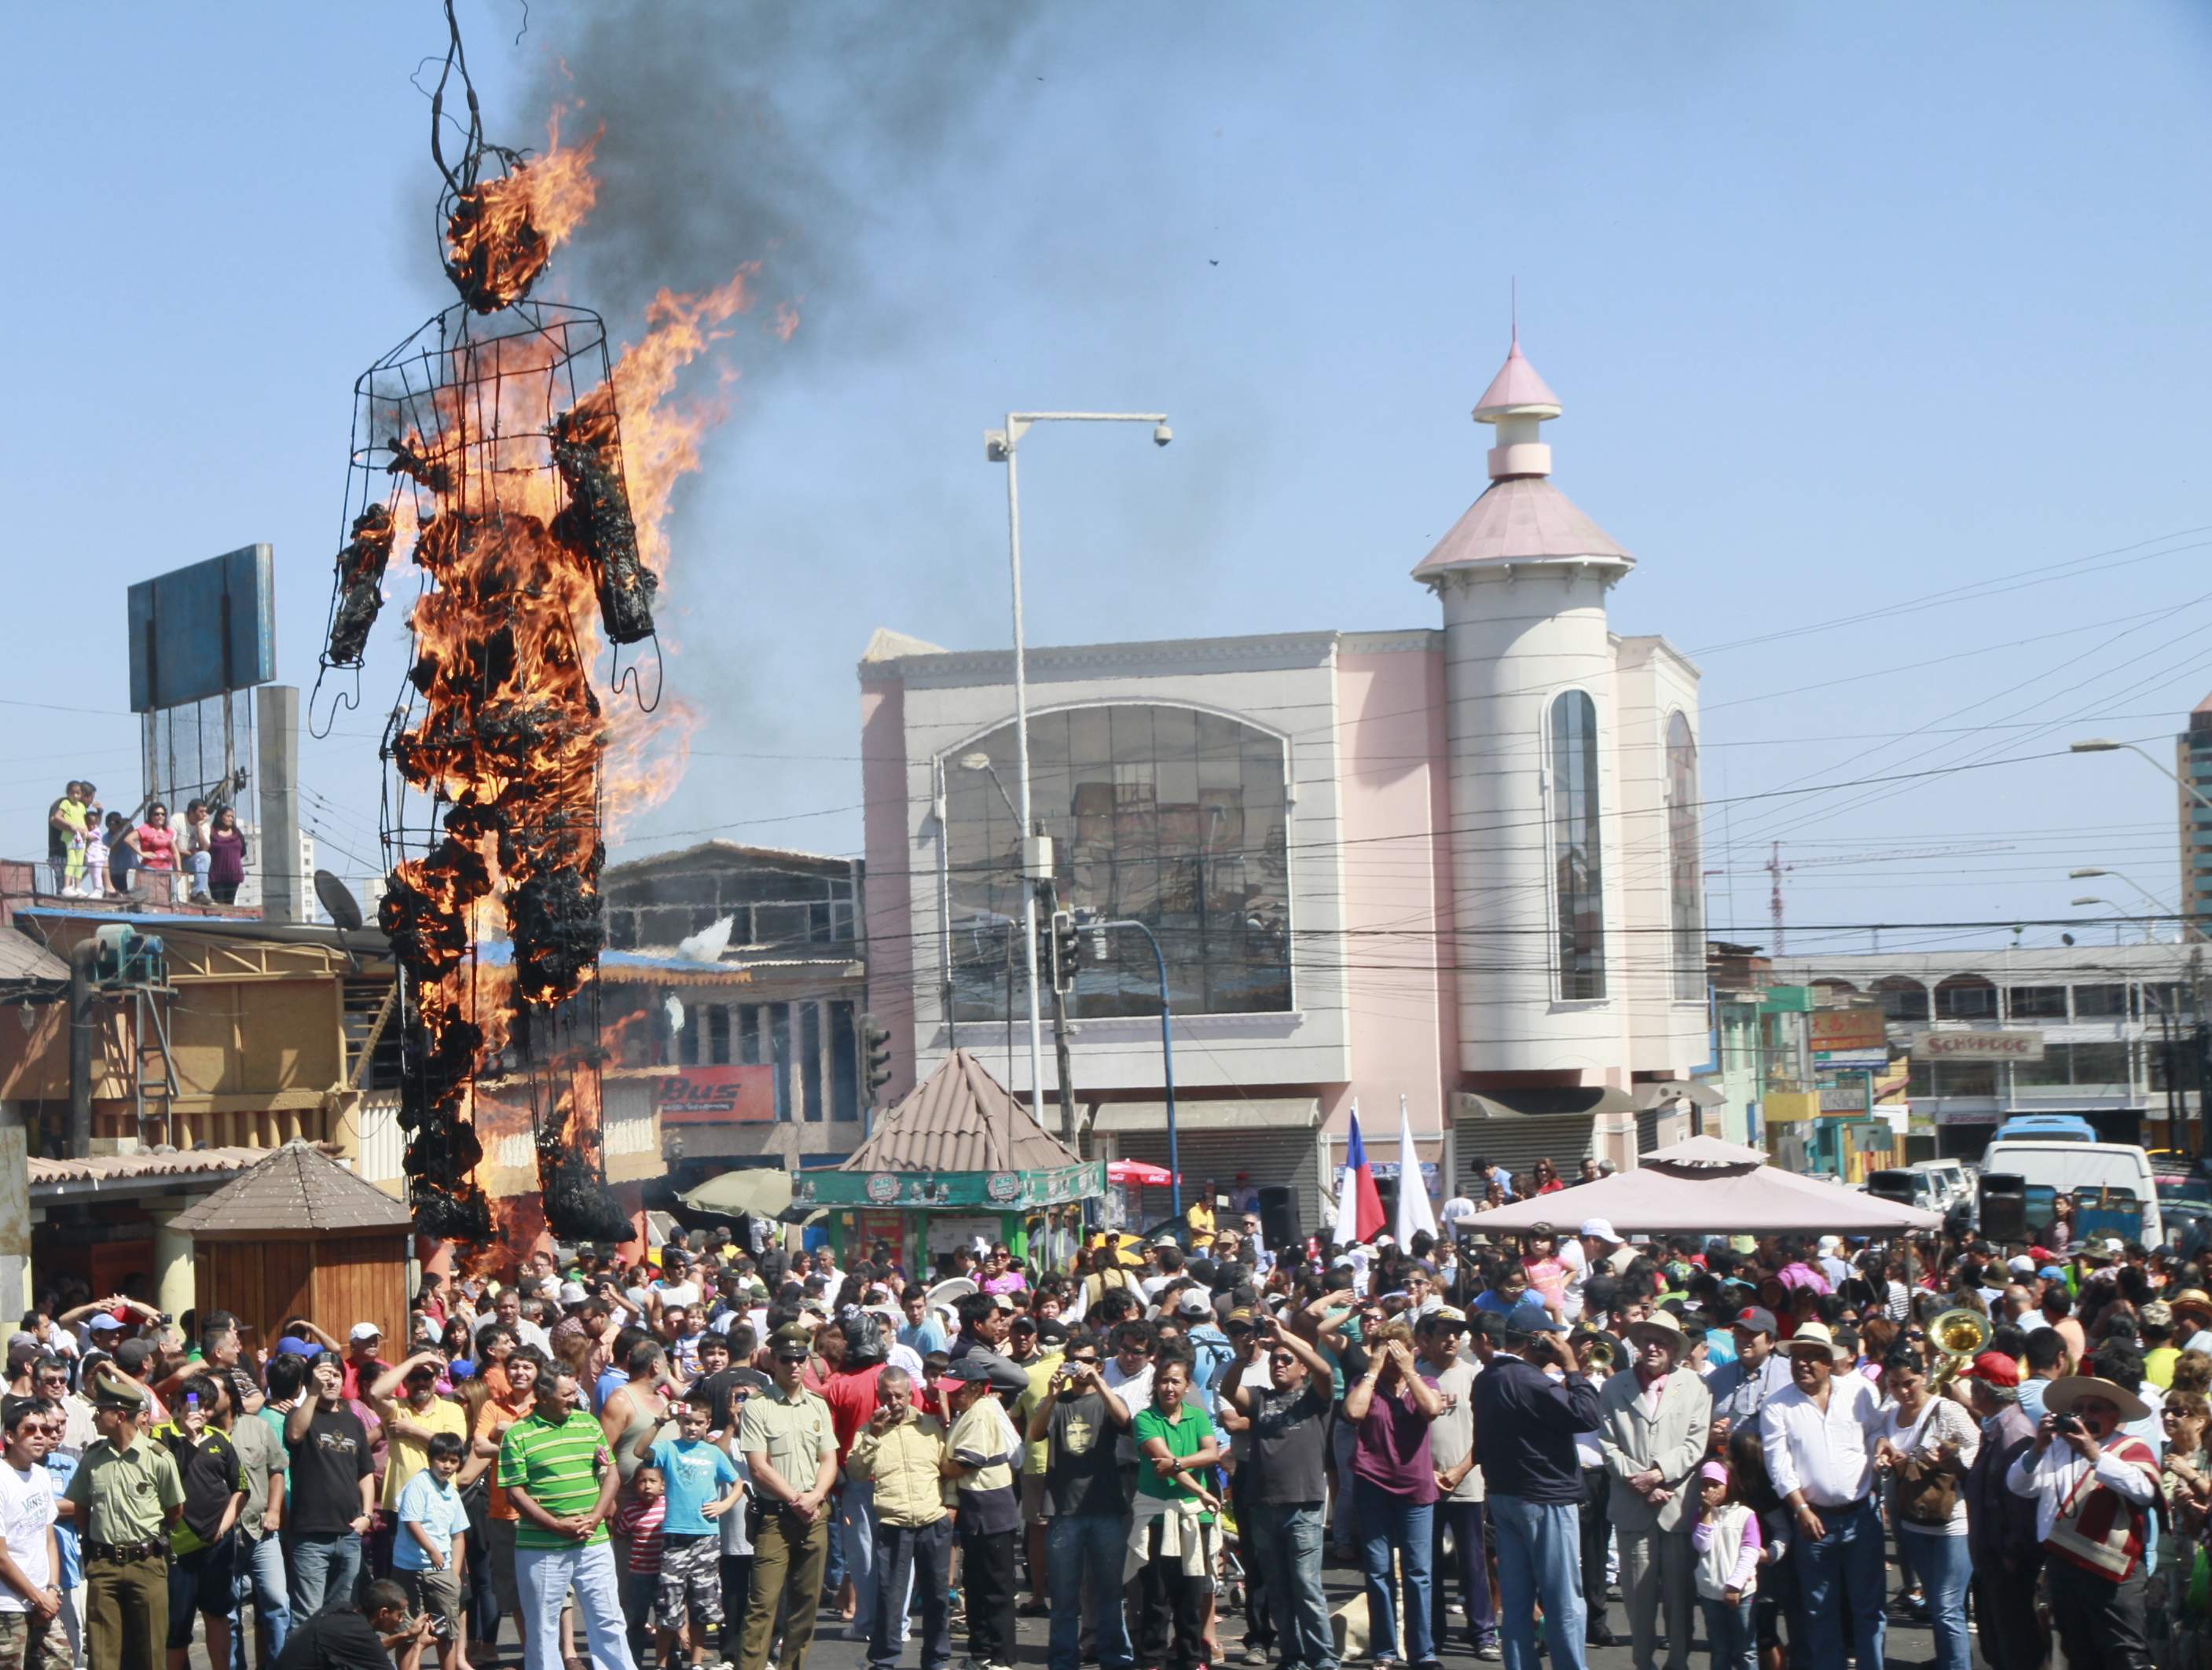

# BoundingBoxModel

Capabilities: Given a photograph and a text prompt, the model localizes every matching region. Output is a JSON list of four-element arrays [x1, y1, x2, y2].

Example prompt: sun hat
[[2043, 1374, 2150, 1423], [1781, 1321, 1843, 1360], [1627, 1311, 1687, 1353]]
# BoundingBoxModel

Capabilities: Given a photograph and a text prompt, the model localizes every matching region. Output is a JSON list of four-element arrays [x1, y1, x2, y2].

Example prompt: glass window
[[1876, 978, 1929, 1022], [2074, 984, 2127, 1019], [754, 905, 810, 949], [2005, 986, 2067, 1020], [739, 1005, 760, 1065], [1665, 713, 1703, 1000], [707, 1004, 731, 1065], [945, 704, 1292, 1020], [1550, 691, 1605, 1000], [801, 1003, 824, 1123], [769, 1004, 791, 1121], [2069, 1041, 2130, 1088], [2012, 1043, 2070, 1088], [677, 1004, 700, 1066], [830, 1002, 859, 1121], [1934, 976, 1997, 1021]]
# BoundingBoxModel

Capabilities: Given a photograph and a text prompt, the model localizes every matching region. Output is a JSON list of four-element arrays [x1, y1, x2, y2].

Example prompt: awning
[[1453, 1087, 1637, 1121], [679, 1167, 793, 1220], [1634, 1080, 1726, 1110], [1088, 1097, 1322, 1133]]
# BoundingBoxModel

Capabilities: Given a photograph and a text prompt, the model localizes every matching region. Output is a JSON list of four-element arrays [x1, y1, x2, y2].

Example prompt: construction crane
[[1764, 840, 2012, 953]]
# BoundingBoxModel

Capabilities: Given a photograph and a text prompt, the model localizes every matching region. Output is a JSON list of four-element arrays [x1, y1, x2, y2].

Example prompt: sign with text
[[1909, 1030, 2045, 1063], [1810, 1004, 1887, 1056], [657, 1065, 776, 1124]]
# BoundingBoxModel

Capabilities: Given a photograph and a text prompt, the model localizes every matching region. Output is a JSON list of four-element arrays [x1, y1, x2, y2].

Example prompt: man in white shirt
[[0, 1397, 65, 1669], [1099, 1320, 1156, 1465], [2004, 1375, 2158, 1670], [1757, 1322, 1886, 1670], [1440, 1191, 1480, 1237]]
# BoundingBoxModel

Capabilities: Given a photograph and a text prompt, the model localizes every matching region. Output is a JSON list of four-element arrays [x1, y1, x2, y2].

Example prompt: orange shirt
[[475, 1389, 534, 1520]]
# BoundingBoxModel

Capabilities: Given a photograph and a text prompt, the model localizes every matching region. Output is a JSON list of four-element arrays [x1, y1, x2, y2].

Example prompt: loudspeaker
[[1979, 1173, 2027, 1243], [1256, 1184, 1300, 1251]]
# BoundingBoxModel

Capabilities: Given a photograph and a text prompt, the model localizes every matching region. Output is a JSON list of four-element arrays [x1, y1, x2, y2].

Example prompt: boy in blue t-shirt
[[647, 1393, 744, 1669], [393, 1431, 471, 1670]]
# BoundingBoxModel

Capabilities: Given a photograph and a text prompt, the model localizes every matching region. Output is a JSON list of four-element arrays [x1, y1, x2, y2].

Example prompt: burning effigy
[[314, 6, 747, 1249]]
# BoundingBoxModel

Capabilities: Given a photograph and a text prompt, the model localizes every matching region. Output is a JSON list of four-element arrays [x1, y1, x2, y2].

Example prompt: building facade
[[2184, 692, 2212, 941], [859, 338, 1709, 1233], [1768, 943, 2205, 1158]]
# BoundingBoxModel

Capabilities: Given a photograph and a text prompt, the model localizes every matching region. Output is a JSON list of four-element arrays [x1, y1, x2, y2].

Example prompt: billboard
[[1909, 1030, 2044, 1062], [1810, 1004, 1887, 1055], [127, 545, 275, 713], [657, 1066, 776, 1125]]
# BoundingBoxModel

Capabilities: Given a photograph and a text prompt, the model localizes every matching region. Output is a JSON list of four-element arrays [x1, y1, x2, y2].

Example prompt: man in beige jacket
[[845, 1367, 954, 1670], [1597, 1312, 1711, 1670]]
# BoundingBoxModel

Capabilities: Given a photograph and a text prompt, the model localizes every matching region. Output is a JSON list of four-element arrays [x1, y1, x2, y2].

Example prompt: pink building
[[857, 340, 1709, 1238]]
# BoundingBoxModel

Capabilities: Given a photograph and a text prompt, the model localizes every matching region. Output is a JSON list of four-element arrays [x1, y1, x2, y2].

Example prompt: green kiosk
[[791, 1048, 1102, 1276]]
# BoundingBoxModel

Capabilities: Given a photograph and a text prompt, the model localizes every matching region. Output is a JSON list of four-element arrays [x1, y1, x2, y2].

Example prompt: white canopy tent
[[1459, 1134, 1943, 1236]]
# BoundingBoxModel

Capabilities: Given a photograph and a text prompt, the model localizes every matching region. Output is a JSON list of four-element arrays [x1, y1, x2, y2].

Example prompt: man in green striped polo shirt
[[497, 1366, 635, 1670]]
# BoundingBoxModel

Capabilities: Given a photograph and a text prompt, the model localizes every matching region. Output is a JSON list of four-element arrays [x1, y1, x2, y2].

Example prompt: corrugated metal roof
[[28, 1147, 270, 1187], [0, 928, 68, 986], [841, 1050, 1082, 1175], [165, 1140, 413, 1235]]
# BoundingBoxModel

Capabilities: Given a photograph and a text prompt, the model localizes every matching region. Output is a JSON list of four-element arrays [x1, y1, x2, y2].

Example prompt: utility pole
[[1767, 842, 1789, 955], [1044, 888, 1078, 1147]]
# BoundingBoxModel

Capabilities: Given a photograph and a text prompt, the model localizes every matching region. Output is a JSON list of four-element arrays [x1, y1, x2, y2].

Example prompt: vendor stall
[[791, 1049, 1104, 1277]]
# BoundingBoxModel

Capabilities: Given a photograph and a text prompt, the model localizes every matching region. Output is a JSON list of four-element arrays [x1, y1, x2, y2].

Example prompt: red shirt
[[821, 1364, 886, 1466]]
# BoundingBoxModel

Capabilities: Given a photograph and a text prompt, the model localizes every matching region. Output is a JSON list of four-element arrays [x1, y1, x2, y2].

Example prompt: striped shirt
[[611, 1496, 665, 1573], [497, 1409, 614, 1550]]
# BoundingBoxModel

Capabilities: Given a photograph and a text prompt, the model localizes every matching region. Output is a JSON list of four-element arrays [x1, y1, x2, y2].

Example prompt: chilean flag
[[1333, 1103, 1387, 1247]]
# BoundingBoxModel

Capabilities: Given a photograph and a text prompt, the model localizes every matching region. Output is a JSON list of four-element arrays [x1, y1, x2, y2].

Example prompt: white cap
[[1579, 1218, 1621, 1244], [2007, 1255, 2037, 1275], [348, 1322, 382, 1344], [558, 1281, 589, 1306], [1818, 1235, 1842, 1253], [1175, 1290, 1213, 1319]]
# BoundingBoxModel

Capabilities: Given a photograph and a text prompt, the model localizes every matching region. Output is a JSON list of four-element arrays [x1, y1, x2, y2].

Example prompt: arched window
[[1874, 975, 1929, 1022], [1550, 690, 1605, 1000], [943, 704, 1291, 1019], [1665, 712, 1703, 1000], [1934, 973, 1997, 1022]]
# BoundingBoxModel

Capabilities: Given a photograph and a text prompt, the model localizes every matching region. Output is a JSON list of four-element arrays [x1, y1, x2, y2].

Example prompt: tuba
[[1927, 1307, 1991, 1390]]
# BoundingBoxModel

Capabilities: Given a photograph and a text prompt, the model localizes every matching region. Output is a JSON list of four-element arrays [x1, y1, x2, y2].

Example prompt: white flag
[[1396, 1095, 1436, 1243]]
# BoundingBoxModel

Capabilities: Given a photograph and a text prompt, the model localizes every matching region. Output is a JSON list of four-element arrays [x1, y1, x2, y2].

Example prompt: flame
[[442, 109, 603, 314]]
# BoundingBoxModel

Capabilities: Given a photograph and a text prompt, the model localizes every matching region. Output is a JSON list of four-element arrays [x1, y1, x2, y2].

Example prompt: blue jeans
[[1355, 1477, 1433, 1664], [1433, 1499, 1496, 1650], [1702, 1594, 1755, 1670], [1898, 1526, 1968, 1670], [1795, 1498, 1884, 1670], [870, 1517, 952, 1670], [1248, 1503, 1334, 1670], [1047, 1514, 1134, 1670], [285, 1531, 361, 1619], [840, 1480, 880, 1631], [1491, 1494, 1587, 1670], [230, 1533, 290, 1668], [516, 1540, 636, 1670]]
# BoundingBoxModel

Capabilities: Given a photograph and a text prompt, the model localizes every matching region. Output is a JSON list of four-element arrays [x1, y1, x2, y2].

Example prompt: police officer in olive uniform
[[60, 1371, 182, 1670]]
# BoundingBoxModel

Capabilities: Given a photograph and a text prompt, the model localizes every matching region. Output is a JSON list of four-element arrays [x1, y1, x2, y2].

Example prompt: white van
[[1910, 1159, 1972, 1217], [1979, 1139, 2163, 1248]]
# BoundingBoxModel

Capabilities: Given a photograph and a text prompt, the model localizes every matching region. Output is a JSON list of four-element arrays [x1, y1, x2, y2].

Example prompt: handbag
[[1895, 1454, 1960, 1525]]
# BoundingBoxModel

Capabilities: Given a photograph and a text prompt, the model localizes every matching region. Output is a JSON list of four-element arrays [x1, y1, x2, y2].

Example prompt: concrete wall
[[1613, 635, 1708, 1079]]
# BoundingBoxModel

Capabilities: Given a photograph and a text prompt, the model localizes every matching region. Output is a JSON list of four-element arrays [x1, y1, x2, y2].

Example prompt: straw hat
[[1626, 1311, 1687, 1354], [2043, 1374, 2150, 1424], [1781, 1321, 1845, 1360]]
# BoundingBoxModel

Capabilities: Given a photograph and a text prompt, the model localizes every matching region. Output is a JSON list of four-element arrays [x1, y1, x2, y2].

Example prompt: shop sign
[[1810, 1005, 1887, 1055], [657, 1065, 776, 1123], [985, 1170, 1020, 1203], [865, 1173, 901, 1204], [1909, 1030, 2044, 1063], [1817, 1077, 1869, 1113]]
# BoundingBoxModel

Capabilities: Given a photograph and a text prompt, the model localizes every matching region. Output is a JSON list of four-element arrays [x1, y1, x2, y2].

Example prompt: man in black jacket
[[272, 1580, 431, 1669], [1473, 1301, 1604, 1670]]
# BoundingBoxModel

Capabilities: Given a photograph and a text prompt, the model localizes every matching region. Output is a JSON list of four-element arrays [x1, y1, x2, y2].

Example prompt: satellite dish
[[315, 870, 366, 931]]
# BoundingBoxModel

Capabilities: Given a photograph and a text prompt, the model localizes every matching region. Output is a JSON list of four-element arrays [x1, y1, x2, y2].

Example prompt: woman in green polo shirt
[[1129, 1354, 1221, 1670]]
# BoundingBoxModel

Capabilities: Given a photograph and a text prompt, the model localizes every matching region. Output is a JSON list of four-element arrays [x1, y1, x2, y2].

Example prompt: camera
[[2054, 1414, 2083, 1435]]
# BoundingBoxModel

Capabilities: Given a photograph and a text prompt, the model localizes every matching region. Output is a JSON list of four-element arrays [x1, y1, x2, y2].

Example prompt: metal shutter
[[1093, 1125, 1323, 1242], [1450, 1114, 1596, 1195]]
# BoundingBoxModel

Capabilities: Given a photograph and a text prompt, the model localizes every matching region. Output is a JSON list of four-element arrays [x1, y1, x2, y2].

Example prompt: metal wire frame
[[315, 296, 637, 1244]]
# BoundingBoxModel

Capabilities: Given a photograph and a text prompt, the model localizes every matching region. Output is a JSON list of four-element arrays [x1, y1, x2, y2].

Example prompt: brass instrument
[[1927, 1307, 1991, 1389]]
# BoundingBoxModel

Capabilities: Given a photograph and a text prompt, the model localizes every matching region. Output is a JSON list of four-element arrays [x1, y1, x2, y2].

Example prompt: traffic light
[[862, 1014, 894, 1098], [1048, 910, 1079, 993]]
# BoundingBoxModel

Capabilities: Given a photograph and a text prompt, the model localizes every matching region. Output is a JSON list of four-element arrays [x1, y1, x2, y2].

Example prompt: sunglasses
[[1269, 1353, 1297, 1365], [774, 1354, 809, 1365]]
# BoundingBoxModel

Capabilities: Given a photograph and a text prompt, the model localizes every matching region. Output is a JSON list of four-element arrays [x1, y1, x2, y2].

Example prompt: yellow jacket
[[846, 1412, 952, 1527]]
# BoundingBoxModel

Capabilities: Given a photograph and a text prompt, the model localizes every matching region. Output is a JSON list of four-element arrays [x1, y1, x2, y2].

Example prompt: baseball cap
[[1506, 1300, 1565, 1337], [1223, 1307, 1256, 1330], [275, 1337, 321, 1359], [1961, 1352, 2020, 1389], [1699, 1459, 1730, 1486], [86, 1315, 123, 1334], [2006, 1255, 2037, 1276], [348, 1323, 383, 1345], [1034, 1319, 1069, 1346], [1578, 1219, 1622, 1244], [2038, 1265, 2067, 1282], [1009, 1315, 1038, 1334], [1732, 1306, 1779, 1338], [1175, 1290, 1216, 1319]]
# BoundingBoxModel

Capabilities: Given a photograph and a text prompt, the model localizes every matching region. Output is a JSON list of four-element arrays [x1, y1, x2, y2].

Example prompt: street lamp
[[1085, 915, 1183, 1219], [959, 753, 1019, 820], [2071, 894, 2137, 947], [2067, 867, 2180, 918], [2070, 738, 2212, 812], [982, 410, 1172, 1135]]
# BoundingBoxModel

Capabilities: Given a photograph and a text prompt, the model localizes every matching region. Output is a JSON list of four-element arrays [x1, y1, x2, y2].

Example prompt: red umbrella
[[1108, 1159, 1177, 1187]]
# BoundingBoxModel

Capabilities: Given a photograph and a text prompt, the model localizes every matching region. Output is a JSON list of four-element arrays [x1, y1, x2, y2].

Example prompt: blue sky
[[6, 3, 2210, 955]]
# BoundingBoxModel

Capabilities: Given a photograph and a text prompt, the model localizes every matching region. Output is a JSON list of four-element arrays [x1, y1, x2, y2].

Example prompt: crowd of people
[[42, 780, 248, 905], [3, 1194, 2206, 1670]]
